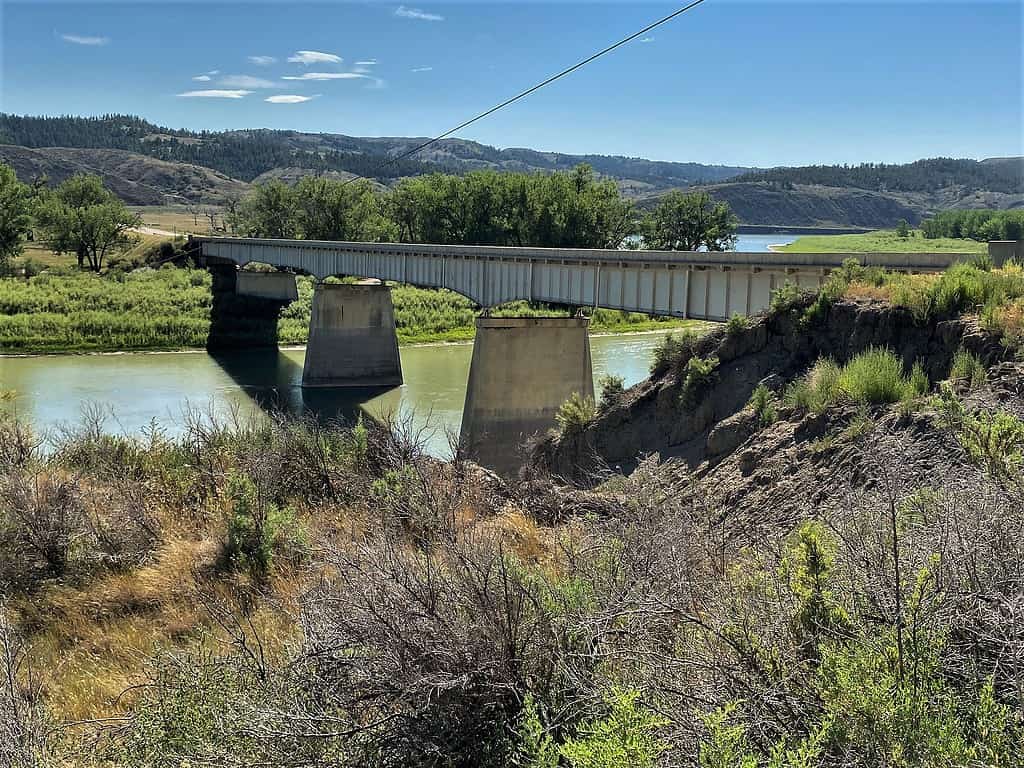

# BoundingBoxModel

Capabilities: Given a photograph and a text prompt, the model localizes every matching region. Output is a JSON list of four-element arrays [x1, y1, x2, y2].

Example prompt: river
[[0, 234, 799, 457], [0, 332, 670, 458]]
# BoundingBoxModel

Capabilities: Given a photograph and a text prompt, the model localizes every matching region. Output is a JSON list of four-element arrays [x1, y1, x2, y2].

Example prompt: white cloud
[[355, 59, 377, 66], [219, 74, 277, 88], [193, 74, 212, 82], [639, 36, 655, 43], [287, 50, 342, 65], [248, 55, 277, 65], [265, 94, 318, 104], [208, 70, 220, 75], [177, 89, 252, 99], [353, 59, 377, 74], [61, 33, 109, 46], [410, 66, 432, 73], [282, 72, 365, 81], [395, 6, 443, 21]]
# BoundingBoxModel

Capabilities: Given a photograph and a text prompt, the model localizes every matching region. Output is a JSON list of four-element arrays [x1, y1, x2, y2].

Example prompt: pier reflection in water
[[1, 332, 667, 461]]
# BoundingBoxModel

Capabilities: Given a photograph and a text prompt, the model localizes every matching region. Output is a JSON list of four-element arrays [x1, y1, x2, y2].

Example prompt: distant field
[[778, 229, 987, 254], [129, 205, 224, 235], [17, 232, 173, 270]]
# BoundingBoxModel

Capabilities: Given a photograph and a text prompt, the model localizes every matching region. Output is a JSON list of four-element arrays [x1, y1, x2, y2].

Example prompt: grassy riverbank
[[0, 268, 701, 354], [777, 228, 987, 254]]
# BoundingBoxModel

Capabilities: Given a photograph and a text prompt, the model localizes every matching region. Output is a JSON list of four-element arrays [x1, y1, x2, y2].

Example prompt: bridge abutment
[[301, 283, 404, 388], [460, 316, 593, 475]]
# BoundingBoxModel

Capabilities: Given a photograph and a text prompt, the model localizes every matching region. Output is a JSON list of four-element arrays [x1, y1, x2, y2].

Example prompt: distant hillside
[[735, 157, 1023, 195], [0, 144, 250, 205], [649, 181, 1024, 229], [1, 113, 1020, 227], [0, 113, 749, 192]]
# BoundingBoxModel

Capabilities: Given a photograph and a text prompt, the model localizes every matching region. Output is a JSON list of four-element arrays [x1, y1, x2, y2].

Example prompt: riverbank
[[0, 268, 701, 355], [776, 228, 987, 254]]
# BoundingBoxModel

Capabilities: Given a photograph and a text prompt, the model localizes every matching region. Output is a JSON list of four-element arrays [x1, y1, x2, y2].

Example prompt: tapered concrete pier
[[235, 271, 299, 301], [301, 283, 403, 388], [460, 316, 593, 474]]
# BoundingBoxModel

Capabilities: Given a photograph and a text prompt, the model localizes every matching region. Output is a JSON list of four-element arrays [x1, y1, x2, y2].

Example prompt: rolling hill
[[1, 113, 1020, 226]]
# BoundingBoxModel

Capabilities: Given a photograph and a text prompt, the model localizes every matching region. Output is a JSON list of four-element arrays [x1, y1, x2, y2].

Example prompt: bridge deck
[[192, 236, 966, 321]]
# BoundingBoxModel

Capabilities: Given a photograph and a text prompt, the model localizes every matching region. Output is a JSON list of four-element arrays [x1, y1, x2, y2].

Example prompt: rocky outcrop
[[535, 298, 1011, 484]]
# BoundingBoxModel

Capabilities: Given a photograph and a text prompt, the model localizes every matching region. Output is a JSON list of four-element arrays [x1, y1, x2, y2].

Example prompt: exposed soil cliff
[[533, 297, 1015, 485]]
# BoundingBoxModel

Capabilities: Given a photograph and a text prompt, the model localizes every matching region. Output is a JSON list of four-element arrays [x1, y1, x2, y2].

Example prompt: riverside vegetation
[[0, 162, 731, 352], [2, 258, 1023, 767]]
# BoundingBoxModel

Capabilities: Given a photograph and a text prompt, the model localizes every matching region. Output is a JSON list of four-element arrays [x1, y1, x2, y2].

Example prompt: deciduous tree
[[642, 190, 737, 252], [0, 163, 33, 274], [35, 174, 140, 271]]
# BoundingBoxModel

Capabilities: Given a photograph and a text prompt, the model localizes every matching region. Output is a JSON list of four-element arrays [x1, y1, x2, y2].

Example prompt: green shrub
[[220, 472, 307, 579], [784, 358, 841, 413], [726, 313, 748, 335], [747, 383, 778, 427], [679, 355, 719, 409], [837, 348, 921, 405], [650, 330, 698, 375], [556, 392, 597, 436], [770, 282, 804, 314], [938, 386, 1024, 477], [785, 350, 929, 412], [597, 374, 625, 412], [949, 348, 986, 389], [559, 689, 668, 768]]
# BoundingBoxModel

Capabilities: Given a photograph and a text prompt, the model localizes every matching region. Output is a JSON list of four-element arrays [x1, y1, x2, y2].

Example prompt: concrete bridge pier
[[460, 316, 593, 475], [207, 267, 297, 350], [301, 282, 403, 388]]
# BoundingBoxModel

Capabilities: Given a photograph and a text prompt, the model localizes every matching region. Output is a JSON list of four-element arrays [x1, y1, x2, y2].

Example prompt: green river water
[[1, 332, 668, 458]]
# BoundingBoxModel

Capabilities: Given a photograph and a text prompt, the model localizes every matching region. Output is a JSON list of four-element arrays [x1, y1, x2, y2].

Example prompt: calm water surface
[[1, 333, 670, 457]]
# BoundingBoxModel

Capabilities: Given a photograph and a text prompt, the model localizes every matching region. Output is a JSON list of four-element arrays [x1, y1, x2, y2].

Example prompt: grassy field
[[128, 205, 224, 235], [778, 228, 988, 254], [0, 268, 702, 354]]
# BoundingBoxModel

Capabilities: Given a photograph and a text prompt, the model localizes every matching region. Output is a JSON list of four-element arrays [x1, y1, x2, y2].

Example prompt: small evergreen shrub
[[725, 313, 748, 335], [786, 350, 929, 413], [556, 392, 597, 436], [597, 374, 625, 412], [679, 355, 719, 409], [770, 282, 804, 314], [650, 330, 698, 375], [747, 383, 778, 427], [220, 472, 307, 579]]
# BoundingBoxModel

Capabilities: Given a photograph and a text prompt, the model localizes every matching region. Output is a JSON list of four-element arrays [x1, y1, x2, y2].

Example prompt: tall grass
[[786, 348, 928, 412]]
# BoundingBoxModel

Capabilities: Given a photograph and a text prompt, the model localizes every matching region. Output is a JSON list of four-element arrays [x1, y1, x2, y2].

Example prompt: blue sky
[[1, 1, 1020, 167]]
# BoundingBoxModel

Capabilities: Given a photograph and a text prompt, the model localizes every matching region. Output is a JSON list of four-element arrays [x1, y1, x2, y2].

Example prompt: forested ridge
[[736, 157, 1024, 194], [0, 113, 749, 188], [0, 114, 442, 182]]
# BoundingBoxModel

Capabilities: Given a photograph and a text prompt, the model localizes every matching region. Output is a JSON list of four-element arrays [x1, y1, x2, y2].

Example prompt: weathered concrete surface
[[236, 271, 299, 301], [207, 265, 292, 349], [989, 240, 1023, 267], [301, 283, 403, 388], [461, 316, 593, 475]]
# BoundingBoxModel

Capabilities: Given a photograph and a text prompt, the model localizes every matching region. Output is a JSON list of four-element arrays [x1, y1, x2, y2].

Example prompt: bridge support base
[[301, 283, 403, 388], [460, 316, 593, 475], [207, 266, 295, 350]]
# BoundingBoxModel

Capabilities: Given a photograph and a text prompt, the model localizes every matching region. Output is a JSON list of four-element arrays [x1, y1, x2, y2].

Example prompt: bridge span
[[192, 236, 960, 321], [190, 235, 966, 474]]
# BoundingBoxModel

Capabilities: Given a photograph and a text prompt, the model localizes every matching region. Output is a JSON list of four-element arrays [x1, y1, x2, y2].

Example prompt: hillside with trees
[[735, 157, 1024, 195], [0, 113, 748, 192]]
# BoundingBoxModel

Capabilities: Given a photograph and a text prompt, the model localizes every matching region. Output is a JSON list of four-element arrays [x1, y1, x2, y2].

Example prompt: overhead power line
[[343, 0, 709, 185]]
